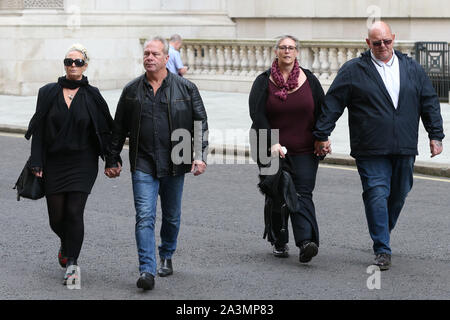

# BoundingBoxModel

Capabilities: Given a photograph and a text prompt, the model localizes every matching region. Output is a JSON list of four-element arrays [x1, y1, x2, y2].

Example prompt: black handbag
[[13, 157, 45, 201]]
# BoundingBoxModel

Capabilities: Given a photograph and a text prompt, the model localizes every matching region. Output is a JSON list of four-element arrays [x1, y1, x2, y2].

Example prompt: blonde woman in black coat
[[26, 44, 117, 286]]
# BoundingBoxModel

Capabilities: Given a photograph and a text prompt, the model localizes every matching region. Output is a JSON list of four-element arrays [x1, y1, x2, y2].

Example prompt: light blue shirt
[[167, 45, 184, 75]]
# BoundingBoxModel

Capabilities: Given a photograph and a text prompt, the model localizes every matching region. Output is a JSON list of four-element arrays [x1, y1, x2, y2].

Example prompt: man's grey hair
[[274, 35, 300, 50], [169, 34, 183, 43], [143, 36, 169, 55]]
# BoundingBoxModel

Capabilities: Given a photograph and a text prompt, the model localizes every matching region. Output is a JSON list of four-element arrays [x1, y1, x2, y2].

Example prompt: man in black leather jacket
[[105, 36, 208, 290]]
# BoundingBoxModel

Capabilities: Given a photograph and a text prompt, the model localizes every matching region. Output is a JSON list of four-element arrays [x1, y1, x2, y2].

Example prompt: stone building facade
[[0, 0, 449, 95]]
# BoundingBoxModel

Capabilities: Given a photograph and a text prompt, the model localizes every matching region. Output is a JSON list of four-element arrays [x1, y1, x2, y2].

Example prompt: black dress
[[43, 88, 99, 195]]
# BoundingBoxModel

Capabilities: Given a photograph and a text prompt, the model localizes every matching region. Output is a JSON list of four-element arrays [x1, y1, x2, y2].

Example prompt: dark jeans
[[355, 155, 415, 254], [273, 153, 319, 247]]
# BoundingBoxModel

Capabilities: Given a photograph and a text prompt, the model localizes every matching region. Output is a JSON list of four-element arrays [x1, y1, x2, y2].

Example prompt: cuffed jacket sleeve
[[188, 82, 209, 163]]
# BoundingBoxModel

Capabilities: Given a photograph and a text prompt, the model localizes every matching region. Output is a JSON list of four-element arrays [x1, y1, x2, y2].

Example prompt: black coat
[[108, 72, 208, 175], [26, 82, 117, 168], [313, 50, 445, 157], [249, 67, 325, 165]]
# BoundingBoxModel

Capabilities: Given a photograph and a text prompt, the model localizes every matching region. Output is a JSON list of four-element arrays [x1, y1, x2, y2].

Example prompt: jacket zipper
[[134, 81, 143, 171], [166, 85, 176, 176]]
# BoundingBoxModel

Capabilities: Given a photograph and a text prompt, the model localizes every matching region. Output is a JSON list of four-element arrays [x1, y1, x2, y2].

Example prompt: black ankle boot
[[157, 258, 173, 277]]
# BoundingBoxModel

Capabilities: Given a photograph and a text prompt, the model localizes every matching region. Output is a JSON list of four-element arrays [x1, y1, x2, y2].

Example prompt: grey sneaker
[[374, 253, 391, 271], [63, 265, 81, 288], [273, 244, 289, 258]]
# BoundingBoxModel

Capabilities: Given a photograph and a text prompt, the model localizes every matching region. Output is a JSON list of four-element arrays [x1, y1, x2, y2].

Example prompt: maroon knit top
[[266, 79, 315, 155]]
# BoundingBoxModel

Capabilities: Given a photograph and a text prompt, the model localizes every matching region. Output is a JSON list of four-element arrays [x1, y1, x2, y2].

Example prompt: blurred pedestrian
[[167, 34, 188, 76]]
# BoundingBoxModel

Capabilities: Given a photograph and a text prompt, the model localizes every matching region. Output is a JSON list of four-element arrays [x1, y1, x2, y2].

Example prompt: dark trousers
[[355, 155, 415, 254], [46, 192, 89, 260], [273, 153, 319, 247]]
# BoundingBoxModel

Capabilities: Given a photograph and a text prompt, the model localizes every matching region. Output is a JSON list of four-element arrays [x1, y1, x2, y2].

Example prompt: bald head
[[368, 21, 393, 38], [366, 21, 395, 63]]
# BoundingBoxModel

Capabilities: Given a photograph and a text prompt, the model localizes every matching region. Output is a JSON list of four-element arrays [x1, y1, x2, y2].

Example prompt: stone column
[[328, 48, 339, 80], [231, 45, 240, 76], [247, 45, 257, 77], [216, 45, 225, 75], [255, 46, 265, 72], [186, 45, 195, 74], [311, 47, 321, 77], [194, 45, 203, 75], [209, 45, 218, 75], [224, 45, 233, 75], [319, 47, 330, 80], [239, 45, 249, 76]]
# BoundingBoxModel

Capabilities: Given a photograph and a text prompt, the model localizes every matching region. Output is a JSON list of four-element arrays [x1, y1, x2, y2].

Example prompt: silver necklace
[[68, 94, 74, 100]]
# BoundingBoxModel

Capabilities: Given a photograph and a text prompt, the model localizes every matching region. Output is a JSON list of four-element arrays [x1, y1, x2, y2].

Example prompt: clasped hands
[[104, 160, 207, 178], [314, 140, 332, 157], [104, 163, 122, 178]]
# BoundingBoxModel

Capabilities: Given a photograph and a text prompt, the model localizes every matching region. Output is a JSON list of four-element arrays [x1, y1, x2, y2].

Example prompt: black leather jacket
[[107, 72, 208, 175]]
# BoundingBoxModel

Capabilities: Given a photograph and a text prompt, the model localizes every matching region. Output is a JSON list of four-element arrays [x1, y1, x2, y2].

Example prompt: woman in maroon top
[[249, 35, 329, 263]]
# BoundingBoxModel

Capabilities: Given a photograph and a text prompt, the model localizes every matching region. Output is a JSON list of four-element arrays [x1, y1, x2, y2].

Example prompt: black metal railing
[[414, 42, 450, 101]]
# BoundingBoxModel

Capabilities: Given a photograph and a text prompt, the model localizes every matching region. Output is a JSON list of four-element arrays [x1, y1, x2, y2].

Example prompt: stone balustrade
[[171, 39, 416, 93]]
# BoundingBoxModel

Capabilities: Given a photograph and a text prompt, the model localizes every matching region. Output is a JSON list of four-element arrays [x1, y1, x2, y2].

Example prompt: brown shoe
[[374, 253, 391, 271]]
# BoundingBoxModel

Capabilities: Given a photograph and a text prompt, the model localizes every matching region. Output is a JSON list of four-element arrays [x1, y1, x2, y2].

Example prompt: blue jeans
[[131, 170, 185, 275], [355, 155, 415, 255]]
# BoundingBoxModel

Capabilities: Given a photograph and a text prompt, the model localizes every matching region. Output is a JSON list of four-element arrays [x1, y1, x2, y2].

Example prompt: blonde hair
[[66, 43, 89, 63]]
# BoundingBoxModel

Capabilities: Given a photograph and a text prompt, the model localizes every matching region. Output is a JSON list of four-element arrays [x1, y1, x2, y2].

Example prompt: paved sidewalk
[[1, 89, 449, 175]]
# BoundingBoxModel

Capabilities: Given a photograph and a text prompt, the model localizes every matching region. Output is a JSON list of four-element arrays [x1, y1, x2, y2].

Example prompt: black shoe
[[374, 253, 391, 271], [272, 244, 289, 258], [157, 258, 173, 277], [137, 272, 155, 290], [299, 241, 318, 263]]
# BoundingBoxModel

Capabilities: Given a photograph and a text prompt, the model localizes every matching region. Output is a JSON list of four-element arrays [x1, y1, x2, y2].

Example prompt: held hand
[[104, 162, 122, 178], [191, 160, 206, 176], [430, 140, 443, 158], [270, 143, 286, 158], [31, 168, 43, 178], [314, 140, 332, 157]]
